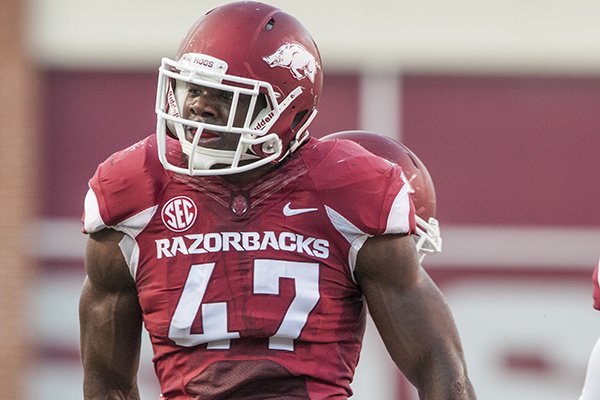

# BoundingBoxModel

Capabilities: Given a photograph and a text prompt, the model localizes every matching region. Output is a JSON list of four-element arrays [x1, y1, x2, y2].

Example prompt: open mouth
[[184, 126, 240, 151], [186, 127, 221, 143]]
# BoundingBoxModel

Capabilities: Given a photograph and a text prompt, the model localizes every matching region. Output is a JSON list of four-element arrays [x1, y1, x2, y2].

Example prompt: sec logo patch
[[161, 196, 197, 232]]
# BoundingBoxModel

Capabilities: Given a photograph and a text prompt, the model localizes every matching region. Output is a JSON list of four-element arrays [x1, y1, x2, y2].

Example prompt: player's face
[[181, 83, 263, 151]]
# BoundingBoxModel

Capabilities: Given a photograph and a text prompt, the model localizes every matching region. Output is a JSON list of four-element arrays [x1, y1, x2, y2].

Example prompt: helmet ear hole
[[264, 18, 275, 31], [291, 110, 308, 130]]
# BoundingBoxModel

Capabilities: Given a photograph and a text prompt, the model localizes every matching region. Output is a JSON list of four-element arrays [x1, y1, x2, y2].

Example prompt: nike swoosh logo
[[283, 202, 318, 216]]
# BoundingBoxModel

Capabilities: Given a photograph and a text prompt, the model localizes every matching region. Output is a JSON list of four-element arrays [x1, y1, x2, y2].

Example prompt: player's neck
[[220, 162, 278, 185]]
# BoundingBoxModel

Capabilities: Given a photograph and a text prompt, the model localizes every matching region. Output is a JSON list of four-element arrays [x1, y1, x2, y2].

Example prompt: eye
[[219, 91, 234, 102], [187, 86, 202, 97]]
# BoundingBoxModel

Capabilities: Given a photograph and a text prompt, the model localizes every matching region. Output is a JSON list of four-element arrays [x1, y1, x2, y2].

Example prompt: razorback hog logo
[[263, 42, 319, 83]]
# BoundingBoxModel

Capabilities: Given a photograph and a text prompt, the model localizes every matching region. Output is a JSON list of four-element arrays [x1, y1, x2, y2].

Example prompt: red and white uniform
[[83, 135, 416, 399]]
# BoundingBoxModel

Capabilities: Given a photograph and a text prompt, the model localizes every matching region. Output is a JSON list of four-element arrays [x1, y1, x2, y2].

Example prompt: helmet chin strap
[[287, 109, 317, 156], [262, 86, 312, 159]]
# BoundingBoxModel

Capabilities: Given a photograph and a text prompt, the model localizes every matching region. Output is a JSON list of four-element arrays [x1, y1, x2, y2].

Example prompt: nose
[[187, 90, 220, 121]]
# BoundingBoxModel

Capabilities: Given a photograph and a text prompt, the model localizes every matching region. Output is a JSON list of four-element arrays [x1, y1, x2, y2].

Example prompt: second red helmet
[[321, 131, 442, 263]]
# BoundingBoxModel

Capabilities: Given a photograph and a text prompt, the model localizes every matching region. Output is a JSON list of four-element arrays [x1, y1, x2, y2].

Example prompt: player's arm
[[355, 233, 476, 400], [79, 228, 143, 400]]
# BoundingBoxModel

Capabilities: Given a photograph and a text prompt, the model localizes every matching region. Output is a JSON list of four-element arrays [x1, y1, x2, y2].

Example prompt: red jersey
[[83, 135, 416, 399]]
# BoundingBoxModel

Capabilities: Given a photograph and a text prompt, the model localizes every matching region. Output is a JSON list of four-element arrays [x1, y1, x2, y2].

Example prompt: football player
[[79, 2, 477, 399]]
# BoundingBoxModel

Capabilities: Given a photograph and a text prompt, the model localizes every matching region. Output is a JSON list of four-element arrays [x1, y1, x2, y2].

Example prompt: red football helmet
[[321, 131, 442, 262], [155, 1, 323, 176]]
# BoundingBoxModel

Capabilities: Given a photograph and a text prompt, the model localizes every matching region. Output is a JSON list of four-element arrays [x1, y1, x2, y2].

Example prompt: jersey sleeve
[[307, 138, 416, 238], [301, 138, 416, 278], [82, 135, 169, 235]]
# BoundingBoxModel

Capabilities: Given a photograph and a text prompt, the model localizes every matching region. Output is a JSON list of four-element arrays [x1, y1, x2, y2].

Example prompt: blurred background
[[2, 0, 600, 399]]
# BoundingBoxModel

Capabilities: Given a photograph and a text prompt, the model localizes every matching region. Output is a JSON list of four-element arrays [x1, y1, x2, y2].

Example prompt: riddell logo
[[161, 196, 197, 232], [253, 111, 275, 130]]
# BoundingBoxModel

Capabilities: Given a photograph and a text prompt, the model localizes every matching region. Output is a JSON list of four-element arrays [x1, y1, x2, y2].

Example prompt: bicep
[[355, 234, 467, 388], [80, 229, 143, 397]]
